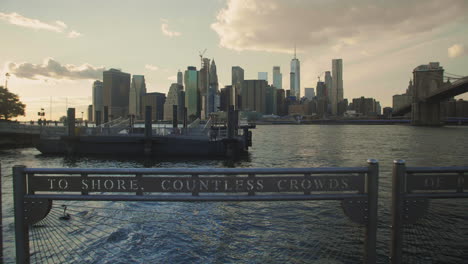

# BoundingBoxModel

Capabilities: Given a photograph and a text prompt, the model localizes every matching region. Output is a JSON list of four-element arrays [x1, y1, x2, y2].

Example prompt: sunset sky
[[1, 0, 468, 120]]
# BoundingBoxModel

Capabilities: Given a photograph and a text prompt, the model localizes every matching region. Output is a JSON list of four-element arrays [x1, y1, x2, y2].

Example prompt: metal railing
[[390, 160, 468, 264], [13, 160, 379, 264], [7, 160, 468, 263]]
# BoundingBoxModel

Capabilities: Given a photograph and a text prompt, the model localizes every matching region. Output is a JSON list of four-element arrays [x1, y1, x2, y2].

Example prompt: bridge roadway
[[393, 76, 468, 116]]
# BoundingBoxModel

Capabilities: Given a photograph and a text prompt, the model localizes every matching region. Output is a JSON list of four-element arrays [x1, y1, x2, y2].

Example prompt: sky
[[1, 0, 468, 120]]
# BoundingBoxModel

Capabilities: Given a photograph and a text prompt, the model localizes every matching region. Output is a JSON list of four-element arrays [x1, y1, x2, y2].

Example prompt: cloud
[[167, 75, 177, 81], [0, 12, 83, 39], [67, 30, 82, 38], [161, 19, 181, 37], [0, 12, 67, 32], [448, 44, 466, 58], [211, 0, 468, 53], [145, 64, 159, 71], [7, 58, 105, 80]]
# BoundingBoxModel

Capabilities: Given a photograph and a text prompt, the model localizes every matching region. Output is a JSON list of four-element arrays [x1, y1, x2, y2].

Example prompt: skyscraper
[[129, 75, 146, 119], [316, 81, 327, 98], [289, 72, 295, 98], [304, 88, 315, 99], [290, 48, 301, 99], [265, 85, 277, 115], [141, 92, 166, 121], [87, 105, 93, 122], [92, 80, 103, 123], [199, 58, 210, 118], [208, 59, 219, 114], [232, 66, 244, 109], [103, 68, 131, 119], [331, 59, 343, 115], [185, 66, 199, 119], [163, 83, 183, 121], [241, 80, 267, 114], [273, 66, 282, 89], [177, 70, 183, 86], [324, 71, 333, 113], [258, 72, 268, 81]]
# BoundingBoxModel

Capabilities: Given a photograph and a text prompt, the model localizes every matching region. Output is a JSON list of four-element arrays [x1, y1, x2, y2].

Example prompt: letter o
[[58, 179, 69, 190], [173, 180, 184, 191], [301, 179, 312, 190], [104, 180, 114, 190]]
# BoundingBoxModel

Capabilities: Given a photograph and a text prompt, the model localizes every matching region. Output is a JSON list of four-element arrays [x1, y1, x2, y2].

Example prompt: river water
[[1, 125, 467, 263]]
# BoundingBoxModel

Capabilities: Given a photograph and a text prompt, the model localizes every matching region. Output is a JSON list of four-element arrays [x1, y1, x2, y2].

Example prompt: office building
[[265, 85, 277, 115], [163, 83, 183, 121], [220, 86, 231, 112], [290, 48, 301, 98], [351, 97, 378, 117], [241, 80, 267, 114], [92, 80, 103, 123], [185, 66, 199, 119], [103, 68, 131, 119], [199, 58, 210, 119], [87, 105, 93, 122], [304, 88, 315, 99], [258, 72, 268, 82], [208, 59, 219, 114], [331, 59, 343, 115], [325, 71, 332, 113], [276, 89, 286, 116], [232, 66, 244, 109], [273, 66, 282, 89], [142, 92, 166, 121], [129, 75, 146, 119], [316, 81, 327, 98], [177, 70, 183, 86]]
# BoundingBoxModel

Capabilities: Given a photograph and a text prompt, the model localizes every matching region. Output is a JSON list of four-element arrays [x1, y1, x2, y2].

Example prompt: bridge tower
[[411, 62, 444, 126]]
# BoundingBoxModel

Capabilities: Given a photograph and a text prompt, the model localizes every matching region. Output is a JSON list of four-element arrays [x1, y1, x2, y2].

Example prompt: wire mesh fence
[[402, 199, 468, 264]]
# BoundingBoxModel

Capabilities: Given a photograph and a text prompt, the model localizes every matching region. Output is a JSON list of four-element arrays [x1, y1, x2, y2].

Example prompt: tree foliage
[[0, 86, 26, 120]]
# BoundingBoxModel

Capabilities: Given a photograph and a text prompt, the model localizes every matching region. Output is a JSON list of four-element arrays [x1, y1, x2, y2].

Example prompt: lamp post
[[37, 108, 45, 126]]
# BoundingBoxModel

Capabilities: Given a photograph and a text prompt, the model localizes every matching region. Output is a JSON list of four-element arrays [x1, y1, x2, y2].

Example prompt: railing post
[[67, 108, 76, 137], [365, 159, 378, 264], [391, 160, 406, 264], [13, 165, 30, 264]]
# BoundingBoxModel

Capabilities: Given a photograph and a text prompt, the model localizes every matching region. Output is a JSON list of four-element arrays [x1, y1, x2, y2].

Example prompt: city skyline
[[1, 0, 468, 120]]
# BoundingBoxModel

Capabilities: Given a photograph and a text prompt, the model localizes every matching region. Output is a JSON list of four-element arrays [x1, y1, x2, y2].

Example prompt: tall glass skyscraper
[[129, 75, 146, 119], [208, 59, 219, 114], [184, 66, 199, 119], [92, 80, 103, 123], [290, 49, 300, 99], [273, 66, 282, 89], [331, 59, 343, 115], [103, 68, 131, 119]]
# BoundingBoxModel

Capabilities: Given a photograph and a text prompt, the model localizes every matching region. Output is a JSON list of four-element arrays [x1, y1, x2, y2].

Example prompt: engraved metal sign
[[406, 174, 467, 192], [28, 175, 365, 194]]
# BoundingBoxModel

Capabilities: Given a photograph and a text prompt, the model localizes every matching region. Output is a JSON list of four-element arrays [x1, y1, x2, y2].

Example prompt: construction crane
[[199, 48, 207, 69]]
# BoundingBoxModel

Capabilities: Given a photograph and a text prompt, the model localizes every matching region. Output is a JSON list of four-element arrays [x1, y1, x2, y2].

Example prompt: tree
[[0, 86, 26, 120]]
